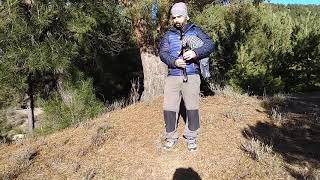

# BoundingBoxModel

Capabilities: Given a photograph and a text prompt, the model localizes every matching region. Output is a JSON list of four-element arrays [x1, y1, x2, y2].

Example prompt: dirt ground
[[0, 93, 319, 180]]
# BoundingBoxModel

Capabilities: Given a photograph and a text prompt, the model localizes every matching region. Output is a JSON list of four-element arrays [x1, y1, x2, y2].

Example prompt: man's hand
[[183, 50, 197, 61], [175, 58, 186, 68]]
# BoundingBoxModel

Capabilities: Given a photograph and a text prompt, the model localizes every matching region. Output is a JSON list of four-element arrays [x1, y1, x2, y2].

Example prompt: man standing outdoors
[[159, 2, 214, 151]]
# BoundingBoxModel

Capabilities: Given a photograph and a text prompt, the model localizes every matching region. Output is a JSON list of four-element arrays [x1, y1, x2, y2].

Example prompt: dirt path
[[0, 95, 305, 179]]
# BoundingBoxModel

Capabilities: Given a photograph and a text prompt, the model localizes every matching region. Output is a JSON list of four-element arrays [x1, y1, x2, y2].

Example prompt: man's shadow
[[173, 167, 201, 180], [178, 99, 187, 125]]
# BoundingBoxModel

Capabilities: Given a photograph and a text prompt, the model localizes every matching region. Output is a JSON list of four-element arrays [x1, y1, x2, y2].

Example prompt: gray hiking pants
[[163, 74, 201, 140]]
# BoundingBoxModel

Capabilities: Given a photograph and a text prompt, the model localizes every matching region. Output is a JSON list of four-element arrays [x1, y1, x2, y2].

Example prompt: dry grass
[[261, 93, 287, 109], [91, 125, 113, 148], [83, 169, 96, 180], [77, 147, 90, 157], [309, 169, 320, 180], [0, 145, 38, 180], [241, 137, 273, 162], [287, 164, 320, 180], [106, 98, 127, 112], [302, 168, 320, 180], [261, 93, 288, 123], [0, 94, 296, 179], [270, 107, 283, 122], [106, 79, 141, 112], [240, 137, 286, 180], [311, 111, 320, 123], [129, 78, 140, 105], [223, 108, 245, 121], [208, 84, 249, 103]]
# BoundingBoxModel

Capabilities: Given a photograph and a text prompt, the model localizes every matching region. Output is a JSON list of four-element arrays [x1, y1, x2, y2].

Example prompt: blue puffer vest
[[167, 25, 199, 76], [159, 23, 215, 76]]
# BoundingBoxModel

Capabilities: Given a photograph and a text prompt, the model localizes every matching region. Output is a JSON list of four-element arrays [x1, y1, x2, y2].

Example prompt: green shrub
[[0, 109, 11, 142], [36, 80, 104, 135], [194, 3, 320, 95]]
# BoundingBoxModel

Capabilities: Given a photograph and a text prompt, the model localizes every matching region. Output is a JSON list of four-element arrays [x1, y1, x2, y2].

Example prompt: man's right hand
[[175, 59, 186, 68]]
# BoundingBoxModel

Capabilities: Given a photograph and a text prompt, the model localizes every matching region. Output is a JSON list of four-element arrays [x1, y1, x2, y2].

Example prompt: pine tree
[[124, 0, 171, 101], [0, 0, 124, 132]]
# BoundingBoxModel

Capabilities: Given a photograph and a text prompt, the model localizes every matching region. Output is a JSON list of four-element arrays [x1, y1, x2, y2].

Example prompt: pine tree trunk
[[27, 98, 34, 133], [27, 74, 35, 133], [139, 49, 167, 101], [133, 19, 167, 101]]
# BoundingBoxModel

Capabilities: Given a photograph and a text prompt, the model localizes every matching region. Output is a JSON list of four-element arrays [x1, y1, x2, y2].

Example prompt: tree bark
[[139, 49, 167, 101], [133, 19, 167, 101], [27, 74, 35, 133]]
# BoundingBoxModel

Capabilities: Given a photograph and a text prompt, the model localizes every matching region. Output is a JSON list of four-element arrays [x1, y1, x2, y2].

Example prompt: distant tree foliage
[[0, 0, 128, 133], [194, 3, 320, 94], [0, 0, 76, 108]]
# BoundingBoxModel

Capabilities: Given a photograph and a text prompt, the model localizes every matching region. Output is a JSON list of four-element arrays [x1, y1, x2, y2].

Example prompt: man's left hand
[[183, 50, 197, 61]]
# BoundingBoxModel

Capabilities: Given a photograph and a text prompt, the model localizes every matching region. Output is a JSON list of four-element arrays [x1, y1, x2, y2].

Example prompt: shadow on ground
[[242, 92, 320, 176], [173, 167, 201, 180]]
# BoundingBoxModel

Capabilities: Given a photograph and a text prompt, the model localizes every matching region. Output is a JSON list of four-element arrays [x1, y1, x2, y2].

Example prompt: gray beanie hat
[[170, 2, 189, 20]]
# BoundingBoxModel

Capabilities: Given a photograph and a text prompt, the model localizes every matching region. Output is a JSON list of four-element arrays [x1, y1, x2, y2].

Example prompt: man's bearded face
[[172, 15, 187, 29]]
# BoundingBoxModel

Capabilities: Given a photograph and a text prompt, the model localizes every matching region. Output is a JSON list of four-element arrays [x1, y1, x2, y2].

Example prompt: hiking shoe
[[163, 139, 178, 150], [187, 138, 197, 152]]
